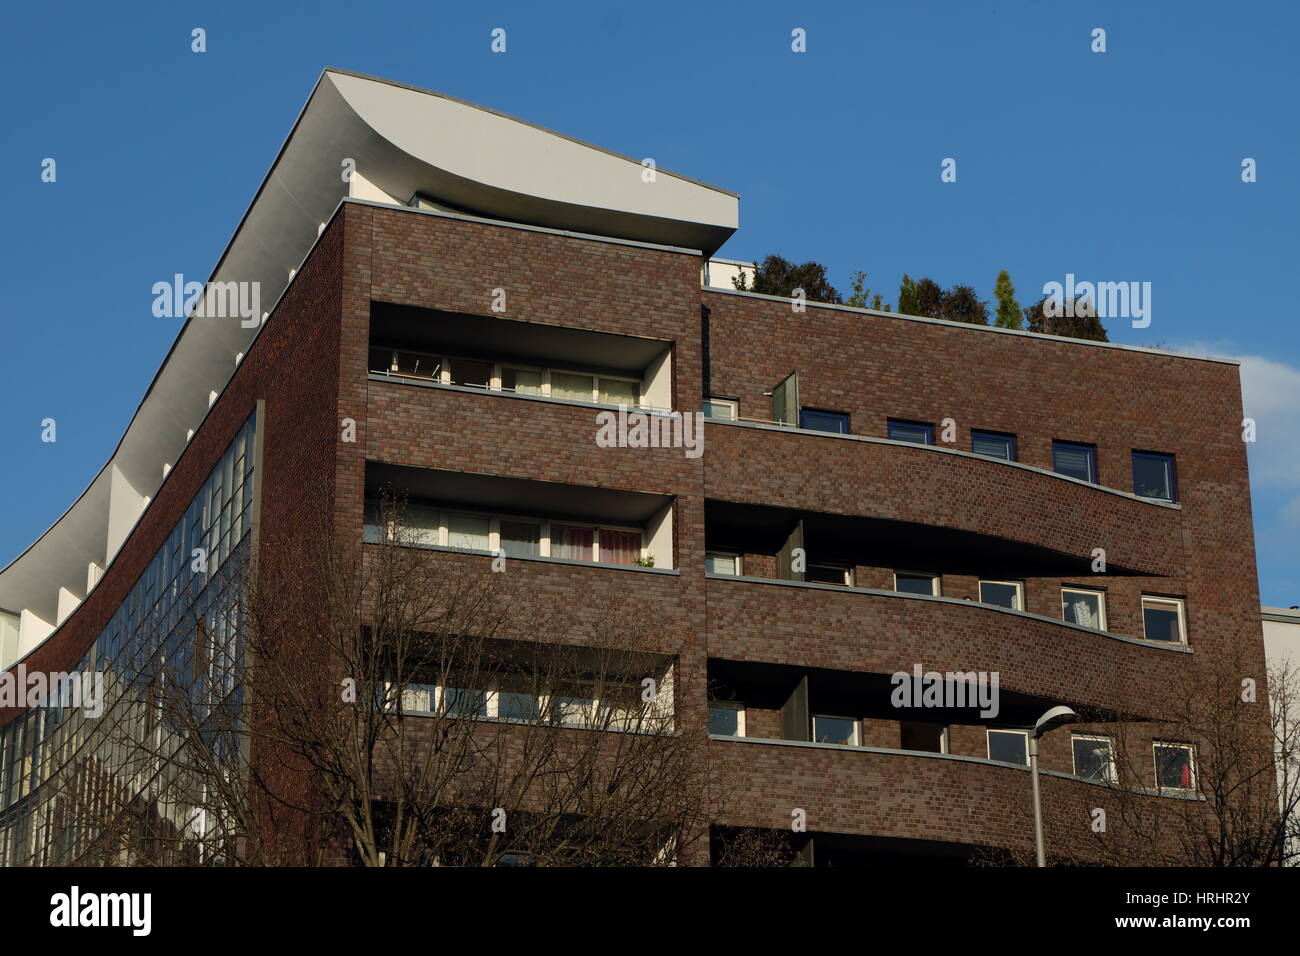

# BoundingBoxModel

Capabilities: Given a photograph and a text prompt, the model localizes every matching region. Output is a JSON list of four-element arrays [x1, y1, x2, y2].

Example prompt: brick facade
[[3, 199, 1269, 865]]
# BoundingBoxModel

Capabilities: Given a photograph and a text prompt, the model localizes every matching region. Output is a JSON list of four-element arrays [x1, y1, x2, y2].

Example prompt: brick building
[[0, 70, 1271, 865]]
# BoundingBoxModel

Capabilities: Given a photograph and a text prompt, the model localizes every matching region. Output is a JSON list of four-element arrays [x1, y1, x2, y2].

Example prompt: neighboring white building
[[1264, 605, 1300, 862], [1265, 606, 1300, 670], [703, 256, 756, 291]]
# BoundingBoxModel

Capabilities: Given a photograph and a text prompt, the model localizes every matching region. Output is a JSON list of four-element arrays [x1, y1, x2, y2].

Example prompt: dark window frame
[[970, 429, 1018, 461], [887, 418, 935, 445], [1052, 440, 1098, 483], [799, 408, 851, 434], [1132, 450, 1178, 502]]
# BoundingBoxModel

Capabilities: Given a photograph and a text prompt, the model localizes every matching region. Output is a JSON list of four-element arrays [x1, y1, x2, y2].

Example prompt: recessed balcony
[[702, 419, 1183, 577]]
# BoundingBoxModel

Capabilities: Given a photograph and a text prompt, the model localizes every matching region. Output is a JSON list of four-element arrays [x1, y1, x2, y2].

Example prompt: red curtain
[[551, 524, 593, 561], [600, 530, 640, 565]]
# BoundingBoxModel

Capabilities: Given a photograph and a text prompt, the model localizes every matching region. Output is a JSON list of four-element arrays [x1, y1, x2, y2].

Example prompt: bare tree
[[43, 495, 787, 866], [981, 649, 1295, 867]]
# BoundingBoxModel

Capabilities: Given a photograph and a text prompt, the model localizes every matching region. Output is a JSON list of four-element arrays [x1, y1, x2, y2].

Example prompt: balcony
[[708, 733, 1193, 858], [702, 418, 1183, 577], [704, 574, 1188, 719], [367, 302, 674, 410], [364, 462, 676, 568]]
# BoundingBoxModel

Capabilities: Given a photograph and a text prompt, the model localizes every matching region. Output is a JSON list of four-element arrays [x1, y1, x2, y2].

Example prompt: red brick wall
[[6, 202, 1266, 864]]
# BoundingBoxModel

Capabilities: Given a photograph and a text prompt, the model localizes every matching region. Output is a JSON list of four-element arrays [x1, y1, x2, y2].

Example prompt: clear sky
[[1, 0, 1296, 605]]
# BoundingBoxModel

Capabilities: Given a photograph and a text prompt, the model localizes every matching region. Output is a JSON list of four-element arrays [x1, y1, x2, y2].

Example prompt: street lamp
[[1030, 704, 1078, 867]]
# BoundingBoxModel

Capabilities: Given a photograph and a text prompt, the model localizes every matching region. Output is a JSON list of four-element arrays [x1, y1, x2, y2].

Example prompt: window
[[703, 398, 738, 420], [888, 419, 933, 445], [449, 357, 493, 389], [971, 430, 1017, 461], [800, 409, 850, 434], [599, 378, 638, 407], [550, 371, 595, 402], [373, 347, 440, 380], [598, 529, 641, 566], [706, 552, 742, 576], [442, 687, 489, 718], [399, 682, 437, 713], [550, 524, 595, 561], [1072, 734, 1116, 783], [1142, 596, 1186, 643], [1154, 742, 1196, 791], [445, 513, 490, 551], [547, 681, 598, 728], [1132, 451, 1177, 502], [899, 722, 947, 753], [894, 572, 940, 596], [808, 564, 853, 586], [986, 729, 1029, 765], [979, 580, 1023, 610], [497, 689, 542, 722], [501, 366, 542, 396], [499, 520, 541, 558], [1062, 587, 1107, 630], [1053, 441, 1097, 483], [812, 715, 859, 746], [709, 702, 745, 737]]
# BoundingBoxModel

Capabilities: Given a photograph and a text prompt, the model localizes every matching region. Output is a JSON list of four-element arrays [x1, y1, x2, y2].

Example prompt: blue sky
[[1, 0, 1296, 604]]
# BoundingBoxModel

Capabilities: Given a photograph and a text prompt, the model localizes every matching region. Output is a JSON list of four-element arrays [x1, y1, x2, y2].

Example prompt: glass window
[[449, 357, 492, 388], [979, 580, 1023, 610], [499, 520, 540, 558], [598, 378, 638, 407], [445, 513, 489, 551], [808, 564, 852, 586], [709, 703, 744, 737], [899, 721, 946, 753], [400, 683, 436, 713], [550, 372, 595, 402], [390, 349, 439, 379], [895, 572, 939, 596], [1053, 441, 1097, 482], [442, 687, 488, 718], [1062, 588, 1106, 630], [800, 409, 850, 434], [971, 430, 1016, 461], [598, 529, 641, 566], [548, 684, 597, 727], [1154, 743, 1196, 790], [497, 691, 541, 722], [1142, 596, 1186, 643], [704, 398, 738, 420], [496, 672, 541, 721], [812, 715, 858, 746], [501, 367, 542, 396], [1072, 735, 1116, 783], [405, 503, 441, 547], [888, 419, 933, 444], [987, 729, 1029, 765], [551, 524, 594, 561], [1133, 452, 1177, 501], [706, 552, 741, 576]]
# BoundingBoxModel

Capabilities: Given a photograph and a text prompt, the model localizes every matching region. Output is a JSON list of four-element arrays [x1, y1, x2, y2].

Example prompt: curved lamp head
[[1033, 705, 1079, 738]]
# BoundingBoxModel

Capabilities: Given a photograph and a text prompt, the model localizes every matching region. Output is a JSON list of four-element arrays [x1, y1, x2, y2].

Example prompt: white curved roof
[[0, 68, 738, 663]]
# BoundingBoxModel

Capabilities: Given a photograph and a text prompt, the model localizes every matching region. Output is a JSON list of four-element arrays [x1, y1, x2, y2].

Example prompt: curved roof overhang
[[0, 68, 738, 655]]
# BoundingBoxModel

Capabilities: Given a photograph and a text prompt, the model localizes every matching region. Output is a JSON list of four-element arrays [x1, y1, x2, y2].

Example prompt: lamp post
[[1030, 705, 1078, 867]]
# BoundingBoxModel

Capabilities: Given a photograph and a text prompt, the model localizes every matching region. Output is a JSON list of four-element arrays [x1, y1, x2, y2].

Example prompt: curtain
[[599, 530, 640, 565], [551, 524, 593, 561]]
